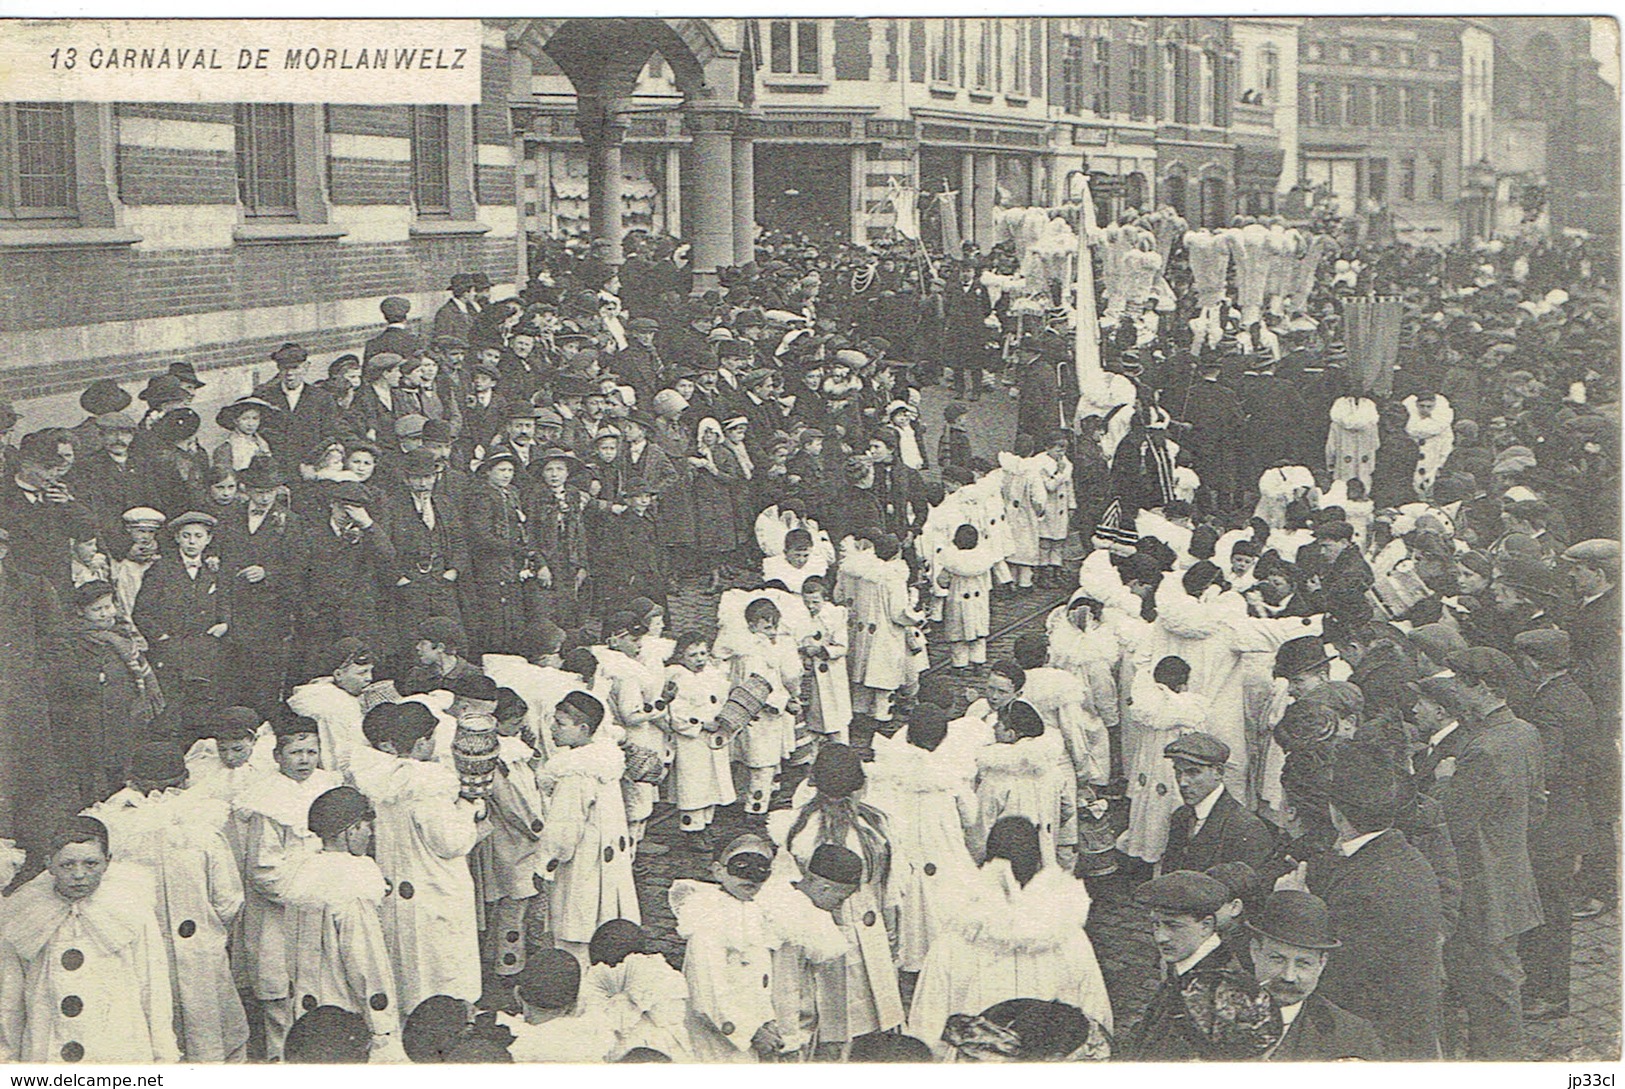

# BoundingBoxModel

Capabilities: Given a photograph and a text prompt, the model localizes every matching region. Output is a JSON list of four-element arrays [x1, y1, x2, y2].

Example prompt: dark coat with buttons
[[1267, 994, 1386, 1061], [1307, 828, 1445, 1059], [1440, 707, 1546, 943], [131, 553, 229, 689], [1161, 788, 1275, 876]]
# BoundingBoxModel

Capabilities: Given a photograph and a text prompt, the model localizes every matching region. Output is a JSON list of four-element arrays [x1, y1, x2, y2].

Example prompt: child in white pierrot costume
[[770, 744, 905, 1049], [282, 786, 405, 1061], [722, 597, 803, 815], [0, 817, 179, 1064], [348, 701, 483, 1017], [535, 691, 639, 969], [669, 833, 783, 1062], [231, 710, 342, 1061], [1117, 656, 1208, 866], [797, 576, 852, 748], [865, 705, 978, 978], [664, 633, 736, 850], [592, 611, 671, 855], [85, 743, 249, 1062]]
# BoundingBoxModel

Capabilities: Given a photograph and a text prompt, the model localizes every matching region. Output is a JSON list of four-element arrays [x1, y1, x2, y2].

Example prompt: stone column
[[577, 95, 629, 265], [960, 151, 976, 253], [973, 152, 998, 250], [731, 122, 756, 267], [684, 108, 738, 291]]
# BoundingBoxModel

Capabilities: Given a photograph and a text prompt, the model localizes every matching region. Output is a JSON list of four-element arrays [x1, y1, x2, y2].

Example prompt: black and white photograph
[[0, 11, 1618, 1068]]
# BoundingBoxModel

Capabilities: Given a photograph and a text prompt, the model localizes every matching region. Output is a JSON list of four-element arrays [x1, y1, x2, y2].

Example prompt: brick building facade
[[0, 24, 523, 425]]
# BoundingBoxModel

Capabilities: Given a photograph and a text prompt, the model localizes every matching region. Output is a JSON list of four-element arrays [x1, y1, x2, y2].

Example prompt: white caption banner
[[0, 18, 483, 103]]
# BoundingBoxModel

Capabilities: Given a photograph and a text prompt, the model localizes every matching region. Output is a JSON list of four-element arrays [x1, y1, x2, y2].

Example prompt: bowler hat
[[80, 379, 131, 417], [419, 419, 454, 445], [167, 360, 206, 390], [1245, 889, 1341, 950], [238, 456, 285, 491], [138, 375, 191, 407], [271, 342, 309, 367], [1273, 636, 1333, 679]]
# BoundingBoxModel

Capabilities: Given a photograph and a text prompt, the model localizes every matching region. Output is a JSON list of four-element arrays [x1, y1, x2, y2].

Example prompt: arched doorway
[[1125, 172, 1148, 213], [1163, 173, 1188, 220], [1199, 174, 1228, 227]]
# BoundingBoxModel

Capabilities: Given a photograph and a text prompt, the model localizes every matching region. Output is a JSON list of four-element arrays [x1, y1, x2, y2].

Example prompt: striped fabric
[[1341, 294, 1404, 398]]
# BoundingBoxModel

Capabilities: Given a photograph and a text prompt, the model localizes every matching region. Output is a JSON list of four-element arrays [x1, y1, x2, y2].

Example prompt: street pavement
[[628, 373, 1621, 1061]]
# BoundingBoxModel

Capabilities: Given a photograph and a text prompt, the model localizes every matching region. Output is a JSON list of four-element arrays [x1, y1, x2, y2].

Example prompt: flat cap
[[1135, 870, 1231, 916], [1446, 645, 1517, 683], [628, 317, 659, 333], [122, 506, 167, 527], [1513, 627, 1571, 665], [168, 510, 218, 533], [94, 411, 137, 431], [420, 418, 453, 444], [1163, 732, 1230, 767], [1563, 539, 1621, 567]]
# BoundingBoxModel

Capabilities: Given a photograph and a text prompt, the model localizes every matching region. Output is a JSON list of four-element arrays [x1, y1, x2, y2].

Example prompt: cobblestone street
[[628, 377, 1620, 1061]]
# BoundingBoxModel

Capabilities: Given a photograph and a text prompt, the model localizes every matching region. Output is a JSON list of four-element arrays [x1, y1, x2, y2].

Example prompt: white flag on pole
[[886, 177, 921, 241], [1073, 177, 1103, 393]]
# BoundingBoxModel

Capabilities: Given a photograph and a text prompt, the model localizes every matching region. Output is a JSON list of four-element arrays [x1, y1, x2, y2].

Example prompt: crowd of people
[[0, 211, 1615, 1064]]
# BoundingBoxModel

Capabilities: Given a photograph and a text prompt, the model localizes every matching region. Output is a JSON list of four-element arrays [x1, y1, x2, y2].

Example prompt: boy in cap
[[1120, 870, 1241, 1059], [131, 510, 227, 698], [401, 616, 482, 697], [85, 742, 250, 1061], [537, 691, 640, 967], [350, 702, 483, 1017], [282, 786, 403, 1060], [668, 832, 783, 1061], [1159, 732, 1274, 875]]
